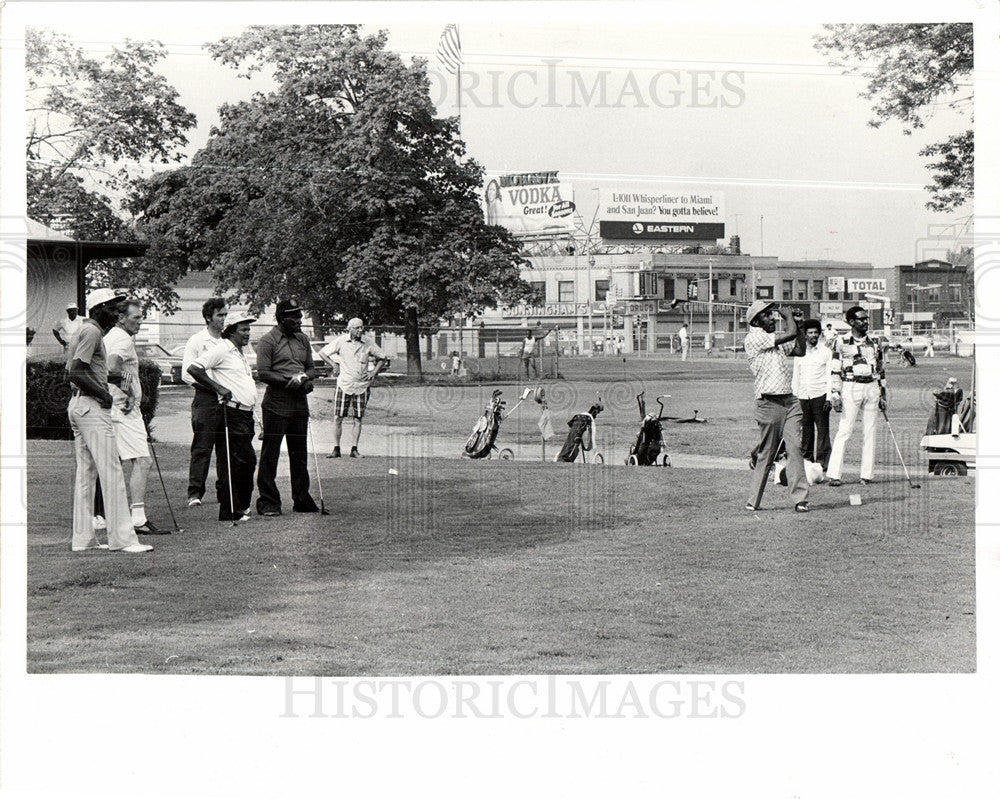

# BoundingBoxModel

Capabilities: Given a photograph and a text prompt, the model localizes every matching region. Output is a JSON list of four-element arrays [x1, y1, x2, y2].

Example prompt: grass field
[[27, 355, 976, 674]]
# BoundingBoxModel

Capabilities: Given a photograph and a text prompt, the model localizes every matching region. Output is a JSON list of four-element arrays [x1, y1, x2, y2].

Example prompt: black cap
[[275, 299, 303, 317]]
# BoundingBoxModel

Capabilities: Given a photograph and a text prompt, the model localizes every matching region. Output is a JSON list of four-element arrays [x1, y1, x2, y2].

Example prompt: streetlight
[[905, 283, 941, 332]]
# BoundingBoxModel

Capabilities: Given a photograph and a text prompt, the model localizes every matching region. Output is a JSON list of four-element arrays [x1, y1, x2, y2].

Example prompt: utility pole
[[760, 215, 765, 256], [707, 257, 714, 353]]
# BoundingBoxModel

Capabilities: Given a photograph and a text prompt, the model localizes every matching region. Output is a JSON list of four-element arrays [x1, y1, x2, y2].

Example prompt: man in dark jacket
[[254, 299, 320, 516]]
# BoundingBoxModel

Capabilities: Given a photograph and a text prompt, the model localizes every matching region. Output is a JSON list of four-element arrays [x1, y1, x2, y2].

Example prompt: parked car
[[135, 343, 184, 385]]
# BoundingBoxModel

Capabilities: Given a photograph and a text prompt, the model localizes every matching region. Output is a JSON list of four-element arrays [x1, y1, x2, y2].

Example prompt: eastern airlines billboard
[[598, 187, 725, 241]]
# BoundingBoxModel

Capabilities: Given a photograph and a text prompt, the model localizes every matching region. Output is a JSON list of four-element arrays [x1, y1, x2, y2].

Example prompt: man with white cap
[[319, 317, 390, 458], [187, 310, 259, 522], [743, 299, 809, 513], [53, 301, 83, 350], [66, 288, 153, 553]]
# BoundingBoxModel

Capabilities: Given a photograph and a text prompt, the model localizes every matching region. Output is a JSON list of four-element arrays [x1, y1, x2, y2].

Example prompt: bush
[[26, 355, 161, 440]]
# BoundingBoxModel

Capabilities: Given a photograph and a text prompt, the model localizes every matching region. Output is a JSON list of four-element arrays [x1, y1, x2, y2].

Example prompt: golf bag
[[626, 392, 669, 466], [463, 390, 505, 459], [556, 404, 602, 462]]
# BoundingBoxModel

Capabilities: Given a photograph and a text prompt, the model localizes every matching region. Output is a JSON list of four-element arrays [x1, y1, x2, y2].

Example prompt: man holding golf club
[[826, 306, 886, 487], [187, 311, 259, 523], [320, 317, 389, 458], [743, 300, 809, 513], [66, 288, 153, 553], [254, 299, 321, 516], [182, 297, 228, 507]]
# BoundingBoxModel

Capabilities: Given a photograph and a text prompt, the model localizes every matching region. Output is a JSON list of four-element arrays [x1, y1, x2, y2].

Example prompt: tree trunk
[[404, 307, 423, 377]]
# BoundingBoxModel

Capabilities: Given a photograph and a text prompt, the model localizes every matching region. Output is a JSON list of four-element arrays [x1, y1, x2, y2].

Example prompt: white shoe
[[120, 543, 154, 554], [187, 497, 202, 507], [72, 543, 110, 551], [93, 515, 107, 530]]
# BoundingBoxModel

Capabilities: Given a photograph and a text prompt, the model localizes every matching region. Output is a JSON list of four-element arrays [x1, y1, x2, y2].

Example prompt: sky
[[19, 9, 974, 270]]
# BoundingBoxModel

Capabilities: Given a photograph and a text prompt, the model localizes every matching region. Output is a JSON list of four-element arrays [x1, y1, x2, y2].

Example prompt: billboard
[[827, 276, 844, 293], [598, 186, 725, 241], [848, 278, 887, 294], [482, 171, 575, 236]]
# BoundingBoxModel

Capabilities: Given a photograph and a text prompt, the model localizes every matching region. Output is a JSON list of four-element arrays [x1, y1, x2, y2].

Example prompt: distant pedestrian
[[52, 302, 83, 350], [743, 300, 809, 513], [678, 322, 689, 360], [451, 351, 462, 376], [923, 337, 936, 357], [254, 299, 320, 516], [520, 329, 539, 378], [319, 317, 390, 458], [66, 288, 153, 554], [187, 311, 259, 522], [181, 298, 228, 507]]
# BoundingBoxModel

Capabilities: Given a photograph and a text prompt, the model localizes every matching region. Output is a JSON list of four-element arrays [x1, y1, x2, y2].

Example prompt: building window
[[828, 291, 839, 300], [594, 279, 609, 302], [927, 286, 941, 304], [796, 280, 808, 301], [662, 279, 675, 301], [638, 272, 658, 297], [527, 281, 545, 305], [813, 280, 824, 300], [950, 283, 961, 303], [782, 280, 793, 301], [558, 280, 575, 303], [730, 278, 738, 297], [757, 285, 774, 300], [710, 278, 718, 300]]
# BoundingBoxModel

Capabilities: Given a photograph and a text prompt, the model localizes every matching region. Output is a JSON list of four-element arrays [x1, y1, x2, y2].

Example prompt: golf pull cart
[[626, 392, 672, 467], [463, 388, 532, 460], [919, 380, 976, 477]]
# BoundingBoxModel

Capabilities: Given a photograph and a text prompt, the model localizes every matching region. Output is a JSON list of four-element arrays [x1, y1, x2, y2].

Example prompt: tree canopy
[[26, 27, 196, 309], [814, 23, 973, 212], [133, 24, 528, 373]]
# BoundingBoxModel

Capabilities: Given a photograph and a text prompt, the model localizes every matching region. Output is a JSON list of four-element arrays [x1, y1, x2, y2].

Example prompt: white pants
[[827, 381, 880, 481], [68, 395, 141, 550]]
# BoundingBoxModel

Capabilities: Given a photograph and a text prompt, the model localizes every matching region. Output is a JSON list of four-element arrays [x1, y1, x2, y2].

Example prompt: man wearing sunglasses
[[826, 306, 886, 486]]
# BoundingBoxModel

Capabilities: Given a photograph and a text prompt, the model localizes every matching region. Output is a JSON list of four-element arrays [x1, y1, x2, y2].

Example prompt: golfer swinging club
[[187, 311, 259, 522], [320, 317, 389, 458], [743, 300, 809, 513]]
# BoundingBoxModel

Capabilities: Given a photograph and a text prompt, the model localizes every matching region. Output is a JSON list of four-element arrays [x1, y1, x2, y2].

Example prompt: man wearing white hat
[[319, 317, 389, 458], [743, 299, 809, 513], [187, 310, 259, 522], [66, 288, 153, 553], [53, 301, 83, 350]]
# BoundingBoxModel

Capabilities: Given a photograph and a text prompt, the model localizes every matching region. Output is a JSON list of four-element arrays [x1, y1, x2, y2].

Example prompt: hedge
[[26, 355, 161, 440]]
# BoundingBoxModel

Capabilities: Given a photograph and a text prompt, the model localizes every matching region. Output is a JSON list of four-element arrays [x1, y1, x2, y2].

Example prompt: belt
[[224, 400, 254, 412], [844, 377, 875, 384], [761, 392, 794, 402]]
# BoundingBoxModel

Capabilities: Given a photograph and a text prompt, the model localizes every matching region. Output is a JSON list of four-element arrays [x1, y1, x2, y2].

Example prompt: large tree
[[26, 27, 196, 309], [814, 23, 973, 212], [134, 25, 528, 374]]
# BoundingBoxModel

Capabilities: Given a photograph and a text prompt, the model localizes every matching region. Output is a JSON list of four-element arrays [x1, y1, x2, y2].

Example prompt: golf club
[[221, 401, 238, 525], [881, 408, 921, 489], [147, 434, 183, 532], [307, 419, 330, 515]]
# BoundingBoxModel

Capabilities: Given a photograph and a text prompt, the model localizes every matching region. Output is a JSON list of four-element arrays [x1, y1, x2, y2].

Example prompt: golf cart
[[919, 377, 976, 477]]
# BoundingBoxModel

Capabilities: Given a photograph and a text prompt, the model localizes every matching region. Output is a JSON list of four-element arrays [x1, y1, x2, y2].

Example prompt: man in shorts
[[104, 298, 165, 534], [319, 317, 389, 458]]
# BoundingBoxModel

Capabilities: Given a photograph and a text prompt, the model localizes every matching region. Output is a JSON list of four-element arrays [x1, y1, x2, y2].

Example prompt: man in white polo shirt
[[319, 317, 389, 458], [181, 298, 228, 507], [187, 311, 258, 522], [66, 288, 153, 553]]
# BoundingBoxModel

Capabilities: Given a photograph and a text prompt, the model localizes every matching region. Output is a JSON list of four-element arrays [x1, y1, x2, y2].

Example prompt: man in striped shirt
[[743, 300, 809, 513]]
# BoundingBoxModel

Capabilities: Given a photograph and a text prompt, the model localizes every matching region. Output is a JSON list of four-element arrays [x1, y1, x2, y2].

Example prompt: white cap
[[87, 287, 126, 310], [66, 301, 78, 310], [223, 310, 257, 331]]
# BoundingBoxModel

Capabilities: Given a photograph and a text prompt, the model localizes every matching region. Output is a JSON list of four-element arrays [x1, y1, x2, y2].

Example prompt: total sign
[[847, 278, 887, 294]]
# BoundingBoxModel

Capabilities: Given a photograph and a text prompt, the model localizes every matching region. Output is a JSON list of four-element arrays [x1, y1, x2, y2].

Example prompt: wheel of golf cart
[[499, 448, 515, 461], [933, 461, 967, 477], [626, 455, 638, 466], [593, 453, 604, 465]]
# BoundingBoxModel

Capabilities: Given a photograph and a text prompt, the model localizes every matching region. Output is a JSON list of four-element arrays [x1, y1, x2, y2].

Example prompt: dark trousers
[[188, 391, 221, 501], [800, 395, 832, 469], [256, 409, 318, 514], [217, 407, 256, 521]]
